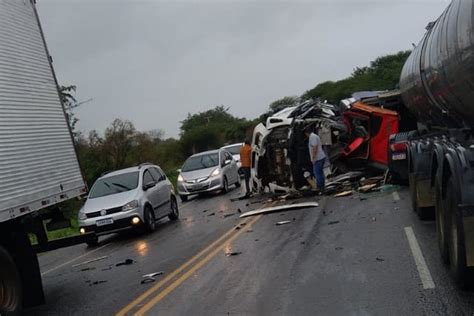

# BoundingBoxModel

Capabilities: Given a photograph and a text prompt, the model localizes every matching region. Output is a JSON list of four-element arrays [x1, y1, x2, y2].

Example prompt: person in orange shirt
[[240, 140, 252, 196]]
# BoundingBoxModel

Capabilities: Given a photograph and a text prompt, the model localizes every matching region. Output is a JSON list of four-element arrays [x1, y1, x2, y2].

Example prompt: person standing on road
[[240, 140, 252, 196], [305, 126, 326, 192]]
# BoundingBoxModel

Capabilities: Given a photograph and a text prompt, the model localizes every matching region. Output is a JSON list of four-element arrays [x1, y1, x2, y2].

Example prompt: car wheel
[[180, 195, 188, 202], [0, 246, 22, 316], [144, 206, 156, 233], [222, 177, 229, 194], [235, 178, 241, 188], [168, 197, 179, 221], [86, 234, 99, 247]]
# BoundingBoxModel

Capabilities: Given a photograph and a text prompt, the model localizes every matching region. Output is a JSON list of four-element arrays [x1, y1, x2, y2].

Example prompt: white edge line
[[404, 226, 435, 289], [41, 243, 110, 276]]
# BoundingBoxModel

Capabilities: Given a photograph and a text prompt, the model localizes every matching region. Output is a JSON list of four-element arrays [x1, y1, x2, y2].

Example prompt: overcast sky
[[37, 0, 449, 138]]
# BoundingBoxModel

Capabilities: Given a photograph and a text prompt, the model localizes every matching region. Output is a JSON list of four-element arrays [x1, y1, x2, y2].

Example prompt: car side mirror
[[177, 169, 182, 173], [224, 159, 232, 166], [143, 181, 156, 191]]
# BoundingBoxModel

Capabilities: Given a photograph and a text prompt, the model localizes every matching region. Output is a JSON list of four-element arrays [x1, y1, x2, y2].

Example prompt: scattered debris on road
[[116, 259, 134, 267], [89, 280, 107, 286], [207, 212, 216, 216], [276, 220, 293, 226], [225, 251, 242, 257], [376, 257, 385, 262], [141, 272, 164, 284], [72, 256, 108, 268], [335, 247, 343, 251], [240, 202, 318, 218], [223, 213, 236, 218], [334, 190, 352, 197], [80, 267, 96, 272], [328, 221, 340, 225]]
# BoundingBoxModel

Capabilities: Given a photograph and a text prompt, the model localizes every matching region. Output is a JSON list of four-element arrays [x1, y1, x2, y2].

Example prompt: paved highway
[[25, 185, 474, 315]]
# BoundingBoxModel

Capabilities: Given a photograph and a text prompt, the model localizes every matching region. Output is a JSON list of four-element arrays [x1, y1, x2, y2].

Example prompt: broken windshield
[[182, 153, 219, 172]]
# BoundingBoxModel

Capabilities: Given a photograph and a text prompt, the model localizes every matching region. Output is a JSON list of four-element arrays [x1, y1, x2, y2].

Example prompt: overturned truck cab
[[250, 100, 343, 192]]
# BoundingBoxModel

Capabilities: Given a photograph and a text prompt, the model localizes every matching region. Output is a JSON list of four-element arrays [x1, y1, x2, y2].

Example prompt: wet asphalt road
[[25, 184, 474, 315]]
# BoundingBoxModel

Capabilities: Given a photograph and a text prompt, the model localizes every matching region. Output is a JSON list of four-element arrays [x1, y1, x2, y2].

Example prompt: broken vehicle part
[[239, 202, 319, 218], [276, 220, 293, 226], [334, 191, 352, 197], [116, 259, 134, 267], [225, 251, 242, 256]]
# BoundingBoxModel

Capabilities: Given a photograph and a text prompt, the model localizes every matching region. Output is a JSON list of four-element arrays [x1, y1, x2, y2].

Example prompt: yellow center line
[[134, 215, 262, 316], [116, 214, 261, 316]]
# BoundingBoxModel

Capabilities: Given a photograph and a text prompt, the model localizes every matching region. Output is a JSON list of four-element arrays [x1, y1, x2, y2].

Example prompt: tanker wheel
[[0, 246, 22, 315], [409, 173, 432, 220], [409, 173, 419, 213], [446, 177, 474, 289], [435, 177, 449, 264]]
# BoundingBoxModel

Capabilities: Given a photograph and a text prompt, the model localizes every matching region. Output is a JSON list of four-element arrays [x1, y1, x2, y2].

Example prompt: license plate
[[96, 218, 114, 226], [392, 153, 407, 160]]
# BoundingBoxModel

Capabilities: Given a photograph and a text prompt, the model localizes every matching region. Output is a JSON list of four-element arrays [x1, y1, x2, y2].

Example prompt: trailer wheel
[[0, 246, 22, 316], [435, 177, 449, 264], [446, 177, 474, 288], [409, 172, 432, 220]]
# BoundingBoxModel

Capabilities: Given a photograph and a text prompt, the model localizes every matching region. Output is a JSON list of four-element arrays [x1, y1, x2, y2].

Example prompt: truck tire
[[222, 177, 229, 194], [168, 197, 179, 221], [0, 246, 22, 316], [446, 177, 474, 288], [435, 177, 449, 264]]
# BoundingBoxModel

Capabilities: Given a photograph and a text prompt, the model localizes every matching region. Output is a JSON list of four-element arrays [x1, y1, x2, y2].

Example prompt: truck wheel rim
[[0, 255, 20, 312]]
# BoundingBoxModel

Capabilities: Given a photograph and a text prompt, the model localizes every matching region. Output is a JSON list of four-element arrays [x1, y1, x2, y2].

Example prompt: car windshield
[[89, 172, 139, 199], [225, 145, 242, 155], [182, 153, 219, 172]]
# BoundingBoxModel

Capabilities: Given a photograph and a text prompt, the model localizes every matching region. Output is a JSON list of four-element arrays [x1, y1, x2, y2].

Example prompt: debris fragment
[[80, 267, 96, 272], [240, 222, 247, 226], [334, 190, 352, 197], [207, 212, 215, 216], [202, 209, 208, 213], [235, 226, 241, 230], [372, 217, 377, 222], [328, 221, 340, 225], [237, 208, 242, 213], [116, 259, 134, 267], [335, 247, 343, 251], [223, 213, 236, 218], [276, 220, 292, 226], [89, 280, 107, 286], [225, 251, 242, 257], [240, 202, 319, 218], [101, 267, 112, 271], [72, 256, 108, 268], [246, 229, 253, 233], [300, 241, 306, 245], [358, 184, 377, 193], [376, 257, 385, 262], [141, 272, 164, 284]]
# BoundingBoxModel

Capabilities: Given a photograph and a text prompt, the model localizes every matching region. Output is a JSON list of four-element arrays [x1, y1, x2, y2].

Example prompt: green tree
[[301, 50, 411, 103]]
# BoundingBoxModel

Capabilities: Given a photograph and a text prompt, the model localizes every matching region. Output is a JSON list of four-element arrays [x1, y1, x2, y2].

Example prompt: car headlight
[[122, 200, 139, 212], [211, 168, 220, 177], [78, 209, 87, 220], [177, 174, 184, 182]]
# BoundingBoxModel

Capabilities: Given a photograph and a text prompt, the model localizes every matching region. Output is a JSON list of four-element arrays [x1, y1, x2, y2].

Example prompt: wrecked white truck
[[250, 100, 345, 192]]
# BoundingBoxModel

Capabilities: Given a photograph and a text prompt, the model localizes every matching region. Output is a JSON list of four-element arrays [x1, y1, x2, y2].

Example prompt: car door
[[149, 167, 170, 218], [143, 169, 160, 215], [222, 151, 237, 183], [228, 151, 239, 182]]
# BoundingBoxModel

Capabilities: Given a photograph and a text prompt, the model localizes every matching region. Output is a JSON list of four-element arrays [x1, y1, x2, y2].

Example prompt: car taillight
[[390, 143, 407, 152]]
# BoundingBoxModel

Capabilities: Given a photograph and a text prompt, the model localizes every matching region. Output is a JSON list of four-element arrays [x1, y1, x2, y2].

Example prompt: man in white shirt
[[305, 126, 326, 191]]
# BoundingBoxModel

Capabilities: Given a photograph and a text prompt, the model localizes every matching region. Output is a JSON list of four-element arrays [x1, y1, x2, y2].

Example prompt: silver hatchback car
[[78, 164, 179, 245], [177, 149, 240, 202]]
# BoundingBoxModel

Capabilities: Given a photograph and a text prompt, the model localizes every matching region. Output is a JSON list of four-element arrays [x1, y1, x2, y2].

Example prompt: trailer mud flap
[[463, 217, 474, 267], [416, 178, 435, 208]]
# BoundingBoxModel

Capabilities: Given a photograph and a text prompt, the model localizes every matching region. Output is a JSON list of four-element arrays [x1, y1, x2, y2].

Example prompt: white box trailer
[[0, 1, 88, 314]]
